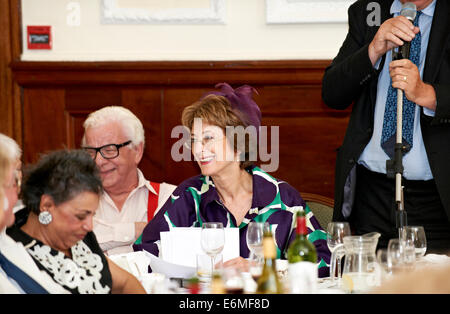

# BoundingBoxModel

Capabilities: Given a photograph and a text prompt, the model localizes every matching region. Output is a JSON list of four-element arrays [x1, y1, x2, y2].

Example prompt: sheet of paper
[[109, 251, 150, 278], [144, 251, 196, 279], [160, 227, 240, 268]]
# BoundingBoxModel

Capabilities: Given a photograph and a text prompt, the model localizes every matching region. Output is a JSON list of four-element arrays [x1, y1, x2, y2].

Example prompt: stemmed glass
[[403, 226, 427, 259], [387, 239, 404, 273], [388, 238, 416, 273], [376, 248, 393, 278], [327, 222, 351, 284], [201, 222, 225, 279], [246, 222, 265, 281]]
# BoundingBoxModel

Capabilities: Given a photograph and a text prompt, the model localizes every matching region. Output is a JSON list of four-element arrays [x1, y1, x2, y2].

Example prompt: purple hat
[[202, 83, 262, 133]]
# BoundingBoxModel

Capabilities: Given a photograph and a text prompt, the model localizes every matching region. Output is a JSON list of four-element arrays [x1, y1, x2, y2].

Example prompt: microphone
[[395, 2, 417, 60]]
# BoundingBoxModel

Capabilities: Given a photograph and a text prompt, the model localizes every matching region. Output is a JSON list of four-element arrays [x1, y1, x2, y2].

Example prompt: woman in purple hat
[[134, 83, 330, 278]]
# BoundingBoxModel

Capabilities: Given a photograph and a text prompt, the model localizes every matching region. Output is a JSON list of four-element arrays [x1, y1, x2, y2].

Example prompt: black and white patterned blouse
[[7, 214, 112, 294]]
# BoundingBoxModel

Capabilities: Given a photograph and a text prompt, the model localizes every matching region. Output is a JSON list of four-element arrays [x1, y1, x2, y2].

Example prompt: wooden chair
[[302, 192, 334, 229]]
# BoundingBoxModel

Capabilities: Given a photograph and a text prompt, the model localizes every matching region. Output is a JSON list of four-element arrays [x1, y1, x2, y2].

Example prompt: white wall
[[21, 0, 350, 61]]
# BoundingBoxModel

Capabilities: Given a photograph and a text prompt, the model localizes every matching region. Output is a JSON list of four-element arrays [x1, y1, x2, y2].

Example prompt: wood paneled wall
[[10, 60, 351, 198], [0, 0, 21, 139]]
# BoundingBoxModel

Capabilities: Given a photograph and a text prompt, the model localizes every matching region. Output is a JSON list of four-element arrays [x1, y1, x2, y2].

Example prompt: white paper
[[108, 251, 150, 278], [144, 251, 196, 279], [160, 227, 240, 268], [109, 250, 196, 280]]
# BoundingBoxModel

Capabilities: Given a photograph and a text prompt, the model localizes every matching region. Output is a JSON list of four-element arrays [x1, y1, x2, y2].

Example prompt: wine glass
[[404, 226, 427, 259], [246, 222, 264, 255], [388, 238, 416, 273], [376, 248, 393, 282], [246, 222, 265, 282], [327, 222, 351, 284], [201, 222, 225, 279]]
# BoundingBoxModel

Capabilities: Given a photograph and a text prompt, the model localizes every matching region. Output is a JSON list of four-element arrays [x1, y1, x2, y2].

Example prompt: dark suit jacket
[[322, 0, 450, 222]]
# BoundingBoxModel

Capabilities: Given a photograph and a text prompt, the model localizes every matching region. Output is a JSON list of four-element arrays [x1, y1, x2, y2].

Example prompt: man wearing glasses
[[81, 106, 176, 256]]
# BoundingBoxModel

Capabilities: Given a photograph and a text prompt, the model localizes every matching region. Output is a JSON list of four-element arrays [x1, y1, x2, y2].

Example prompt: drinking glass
[[404, 226, 427, 259], [246, 222, 264, 256], [246, 222, 264, 280], [201, 222, 225, 279], [388, 239, 402, 272], [387, 238, 415, 273], [327, 222, 351, 283], [196, 254, 212, 282], [376, 249, 392, 282], [248, 251, 263, 283], [222, 266, 245, 294]]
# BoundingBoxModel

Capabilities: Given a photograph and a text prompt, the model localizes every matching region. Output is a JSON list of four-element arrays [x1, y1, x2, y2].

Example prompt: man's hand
[[368, 16, 419, 65], [389, 59, 437, 110]]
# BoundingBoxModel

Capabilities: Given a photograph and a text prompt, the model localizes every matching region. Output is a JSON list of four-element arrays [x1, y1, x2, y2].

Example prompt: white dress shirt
[[93, 169, 176, 256], [0, 229, 69, 294]]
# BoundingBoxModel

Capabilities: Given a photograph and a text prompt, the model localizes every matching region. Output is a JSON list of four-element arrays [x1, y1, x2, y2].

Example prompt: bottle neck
[[263, 236, 276, 260], [296, 216, 307, 236]]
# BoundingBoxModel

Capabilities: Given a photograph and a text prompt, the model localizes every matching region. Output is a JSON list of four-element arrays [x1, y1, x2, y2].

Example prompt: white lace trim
[[27, 240, 111, 294]]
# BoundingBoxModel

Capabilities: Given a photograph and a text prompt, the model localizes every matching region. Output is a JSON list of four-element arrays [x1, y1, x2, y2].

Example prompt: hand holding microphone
[[369, 2, 436, 110], [389, 58, 436, 110], [368, 3, 419, 66]]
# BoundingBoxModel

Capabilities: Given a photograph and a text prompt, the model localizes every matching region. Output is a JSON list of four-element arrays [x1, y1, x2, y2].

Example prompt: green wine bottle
[[286, 207, 318, 293], [256, 225, 283, 294]]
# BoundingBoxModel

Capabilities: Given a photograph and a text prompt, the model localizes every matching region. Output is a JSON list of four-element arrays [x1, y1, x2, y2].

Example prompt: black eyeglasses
[[82, 140, 132, 160]]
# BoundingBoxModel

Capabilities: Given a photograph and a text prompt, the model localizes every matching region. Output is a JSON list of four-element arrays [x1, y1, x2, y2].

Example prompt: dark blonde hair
[[181, 94, 256, 169]]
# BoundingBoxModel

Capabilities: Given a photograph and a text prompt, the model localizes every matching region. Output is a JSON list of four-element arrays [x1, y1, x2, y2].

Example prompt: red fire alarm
[[27, 26, 51, 50]]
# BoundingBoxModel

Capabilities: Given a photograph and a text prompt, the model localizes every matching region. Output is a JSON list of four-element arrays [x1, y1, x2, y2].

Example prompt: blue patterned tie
[[0, 250, 49, 294], [380, 11, 422, 159]]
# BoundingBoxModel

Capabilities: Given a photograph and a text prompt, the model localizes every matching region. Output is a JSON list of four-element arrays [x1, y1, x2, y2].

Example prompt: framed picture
[[266, 0, 353, 24], [102, 0, 226, 24]]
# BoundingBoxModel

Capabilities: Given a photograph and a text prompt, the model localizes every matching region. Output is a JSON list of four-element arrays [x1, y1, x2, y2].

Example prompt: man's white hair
[[81, 106, 145, 147], [0, 133, 22, 161]]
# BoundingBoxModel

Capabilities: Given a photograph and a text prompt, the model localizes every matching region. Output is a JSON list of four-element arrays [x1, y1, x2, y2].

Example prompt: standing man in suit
[[322, 0, 450, 252]]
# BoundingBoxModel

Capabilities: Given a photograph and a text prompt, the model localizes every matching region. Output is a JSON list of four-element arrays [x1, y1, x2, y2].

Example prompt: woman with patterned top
[[7, 150, 146, 293], [134, 83, 331, 278]]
